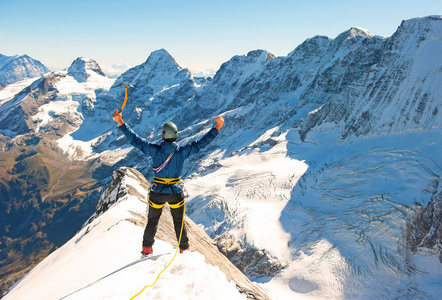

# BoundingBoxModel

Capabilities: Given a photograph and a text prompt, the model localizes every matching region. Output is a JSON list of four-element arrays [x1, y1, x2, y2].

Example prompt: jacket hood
[[160, 141, 179, 153]]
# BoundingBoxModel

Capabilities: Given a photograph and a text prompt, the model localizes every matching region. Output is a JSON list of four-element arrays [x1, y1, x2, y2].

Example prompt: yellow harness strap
[[149, 199, 184, 210], [149, 200, 165, 209], [169, 200, 185, 209], [153, 176, 181, 185]]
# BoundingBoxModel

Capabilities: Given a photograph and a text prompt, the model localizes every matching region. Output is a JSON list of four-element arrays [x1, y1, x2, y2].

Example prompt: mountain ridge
[[3, 167, 270, 300]]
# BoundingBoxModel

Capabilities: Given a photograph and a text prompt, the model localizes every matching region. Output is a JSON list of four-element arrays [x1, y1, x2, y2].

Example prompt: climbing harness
[[148, 199, 184, 209], [152, 176, 188, 198], [129, 202, 186, 300], [153, 176, 181, 185], [111, 82, 134, 112]]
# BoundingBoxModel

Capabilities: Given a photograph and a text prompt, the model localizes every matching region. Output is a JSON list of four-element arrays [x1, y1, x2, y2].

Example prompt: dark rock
[[407, 191, 442, 263]]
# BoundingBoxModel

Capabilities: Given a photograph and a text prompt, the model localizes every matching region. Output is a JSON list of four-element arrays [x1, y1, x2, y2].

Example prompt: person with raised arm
[[113, 110, 224, 257]]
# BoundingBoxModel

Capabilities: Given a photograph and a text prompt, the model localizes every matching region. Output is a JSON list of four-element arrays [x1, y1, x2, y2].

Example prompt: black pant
[[143, 191, 189, 250]]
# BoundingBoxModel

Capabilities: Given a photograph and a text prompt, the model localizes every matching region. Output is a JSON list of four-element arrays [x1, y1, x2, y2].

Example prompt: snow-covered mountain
[[67, 57, 106, 82], [296, 16, 442, 140], [1, 15, 442, 299], [3, 167, 268, 300], [0, 54, 50, 85]]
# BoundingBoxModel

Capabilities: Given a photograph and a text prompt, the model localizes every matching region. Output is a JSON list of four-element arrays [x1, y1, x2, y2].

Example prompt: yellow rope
[[129, 203, 186, 300]]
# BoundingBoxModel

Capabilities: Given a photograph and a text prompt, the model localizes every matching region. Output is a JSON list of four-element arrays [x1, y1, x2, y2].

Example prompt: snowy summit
[[67, 57, 106, 82]]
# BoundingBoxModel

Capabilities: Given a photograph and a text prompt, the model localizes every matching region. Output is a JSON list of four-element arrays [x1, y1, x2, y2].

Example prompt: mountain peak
[[400, 15, 442, 27], [115, 49, 187, 94], [338, 26, 373, 41], [13, 53, 28, 59], [67, 57, 106, 82], [246, 49, 275, 62], [144, 48, 182, 71], [150, 48, 171, 58], [348, 26, 372, 38]]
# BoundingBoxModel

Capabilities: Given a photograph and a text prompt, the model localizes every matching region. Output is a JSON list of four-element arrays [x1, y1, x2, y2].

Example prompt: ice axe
[[111, 82, 134, 112]]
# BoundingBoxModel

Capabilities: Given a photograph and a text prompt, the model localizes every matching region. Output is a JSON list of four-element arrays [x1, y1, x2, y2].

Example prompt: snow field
[[184, 125, 442, 299], [257, 239, 349, 300], [33, 99, 82, 131], [0, 76, 41, 105], [281, 128, 442, 299], [55, 70, 114, 95], [186, 139, 308, 262]]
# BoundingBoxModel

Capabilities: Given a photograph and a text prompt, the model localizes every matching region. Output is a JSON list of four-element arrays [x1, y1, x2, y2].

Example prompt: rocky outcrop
[[216, 232, 286, 278], [85, 167, 150, 225], [407, 191, 442, 263]]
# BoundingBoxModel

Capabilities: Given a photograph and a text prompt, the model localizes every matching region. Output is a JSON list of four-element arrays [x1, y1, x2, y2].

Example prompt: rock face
[[295, 16, 442, 141], [216, 232, 286, 277], [0, 54, 50, 85], [407, 191, 442, 262], [86, 167, 150, 225]]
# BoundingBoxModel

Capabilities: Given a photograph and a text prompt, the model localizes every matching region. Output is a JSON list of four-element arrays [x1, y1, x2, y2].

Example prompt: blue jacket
[[119, 123, 219, 194]]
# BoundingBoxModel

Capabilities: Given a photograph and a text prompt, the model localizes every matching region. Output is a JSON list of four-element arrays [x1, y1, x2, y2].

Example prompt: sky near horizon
[[1, 0, 441, 73]]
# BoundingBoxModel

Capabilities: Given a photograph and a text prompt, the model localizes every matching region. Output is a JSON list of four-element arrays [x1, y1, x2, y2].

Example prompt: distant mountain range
[[1, 15, 441, 299]]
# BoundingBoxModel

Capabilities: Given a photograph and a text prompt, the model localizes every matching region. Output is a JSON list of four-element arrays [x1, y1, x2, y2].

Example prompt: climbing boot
[[180, 247, 190, 254], [141, 246, 153, 258]]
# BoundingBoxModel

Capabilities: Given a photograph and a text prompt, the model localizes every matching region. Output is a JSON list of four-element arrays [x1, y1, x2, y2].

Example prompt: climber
[[112, 110, 224, 257]]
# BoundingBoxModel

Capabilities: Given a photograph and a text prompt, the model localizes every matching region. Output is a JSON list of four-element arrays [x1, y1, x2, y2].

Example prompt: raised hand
[[215, 116, 224, 131]]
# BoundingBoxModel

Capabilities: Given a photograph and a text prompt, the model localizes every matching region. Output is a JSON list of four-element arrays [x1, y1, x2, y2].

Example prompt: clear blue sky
[[1, 0, 441, 73]]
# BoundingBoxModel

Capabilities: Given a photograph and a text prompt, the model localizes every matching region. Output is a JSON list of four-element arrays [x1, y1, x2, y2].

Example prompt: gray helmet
[[162, 122, 178, 140]]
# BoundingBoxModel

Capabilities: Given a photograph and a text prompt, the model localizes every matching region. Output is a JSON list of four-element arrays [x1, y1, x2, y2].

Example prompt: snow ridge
[[2, 167, 267, 300]]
